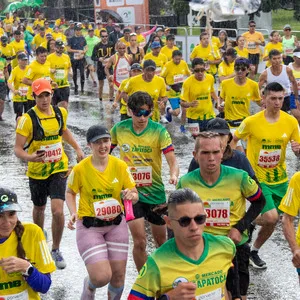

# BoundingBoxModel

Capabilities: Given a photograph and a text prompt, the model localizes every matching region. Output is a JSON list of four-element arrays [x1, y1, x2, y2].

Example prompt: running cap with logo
[[0, 36, 8, 42], [131, 63, 143, 71], [283, 24, 291, 30], [55, 40, 64, 47], [205, 117, 230, 135], [32, 78, 52, 96], [156, 27, 163, 32], [135, 25, 141, 30], [143, 59, 156, 70], [293, 48, 300, 58], [46, 33, 52, 38], [151, 41, 161, 49], [17, 52, 28, 60], [86, 125, 111, 143], [0, 187, 22, 213]]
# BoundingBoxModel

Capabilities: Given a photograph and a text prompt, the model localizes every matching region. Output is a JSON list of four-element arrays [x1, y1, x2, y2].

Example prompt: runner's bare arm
[[62, 129, 84, 162], [66, 187, 78, 230], [231, 134, 240, 150], [104, 56, 114, 79], [22, 77, 32, 86], [165, 151, 179, 185], [287, 67, 299, 97], [282, 213, 300, 268]]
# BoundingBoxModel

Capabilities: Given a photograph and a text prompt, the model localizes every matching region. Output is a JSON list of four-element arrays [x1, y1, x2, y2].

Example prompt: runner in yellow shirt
[[218, 47, 236, 83], [0, 36, 15, 74], [143, 41, 168, 76], [161, 50, 191, 131], [10, 30, 26, 69], [33, 14, 45, 29], [180, 58, 218, 136], [233, 82, 300, 269], [190, 32, 221, 76], [31, 27, 47, 51], [263, 30, 283, 68], [3, 13, 13, 39], [123, 59, 168, 123], [119, 28, 131, 47], [161, 34, 179, 61], [7, 52, 29, 121], [242, 20, 265, 74]]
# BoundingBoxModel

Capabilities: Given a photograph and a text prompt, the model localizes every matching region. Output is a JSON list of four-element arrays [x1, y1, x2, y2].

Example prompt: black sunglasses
[[194, 68, 206, 73], [235, 66, 247, 72], [132, 109, 151, 117], [171, 214, 206, 227]]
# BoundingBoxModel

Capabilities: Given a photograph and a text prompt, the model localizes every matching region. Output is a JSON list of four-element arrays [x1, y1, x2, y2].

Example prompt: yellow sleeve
[[25, 65, 35, 80], [16, 113, 32, 139], [235, 118, 251, 140], [218, 63, 226, 77], [8, 68, 15, 84], [60, 107, 68, 130], [124, 78, 132, 95], [180, 78, 190, 102], [190, 47, 197, 60], [122, 164, 136, 189], [67, 166, 81, 194], [158, 77, 167, 98], [290, 118, 300, 143]]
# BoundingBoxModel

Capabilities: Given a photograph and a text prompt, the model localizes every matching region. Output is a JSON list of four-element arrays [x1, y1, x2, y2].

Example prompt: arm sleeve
[[188, 158, 199, 173], [141, 26, 157, 38], [25, 268, 52, 294]]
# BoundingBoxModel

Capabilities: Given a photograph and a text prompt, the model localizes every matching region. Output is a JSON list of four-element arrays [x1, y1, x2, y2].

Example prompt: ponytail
[[14, 220, 26, 259]]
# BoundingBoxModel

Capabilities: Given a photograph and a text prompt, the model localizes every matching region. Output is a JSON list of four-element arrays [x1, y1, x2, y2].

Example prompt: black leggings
[[71, 59, 85, 90]]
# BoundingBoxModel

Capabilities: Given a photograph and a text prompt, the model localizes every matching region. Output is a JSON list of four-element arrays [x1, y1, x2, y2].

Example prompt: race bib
[[130, 166, 152, 187], [1, 290, 28, 300], [44, 76, 51, 82], [258, 149, 281, 168], [74, 52, 83, 60], [19, 86, 28, 96], [174, 74, 184, 84], [117, 67, 129, 76], [247, 42, 256, 50], [195, 288, 222, 300], [55, 69, 65, 80], [187, 123, 200, 136], [93, 198, 122, 221], [204, 201, 230, 227], [285, 48, 294, 55], [155, 67, 162, 75], [40, 142, 63, 163], [0, 70, 4, 80]]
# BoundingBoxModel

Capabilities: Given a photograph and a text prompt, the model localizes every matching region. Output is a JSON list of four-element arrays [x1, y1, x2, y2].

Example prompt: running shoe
[[81, 277, 96, 300], [180, 125, 186, 133], [165, 106, 172, 122], [51, 249, 67, 269], [160, 115, 169, 124], [249, 250, 267, 269], [74, 87, 79, 96]]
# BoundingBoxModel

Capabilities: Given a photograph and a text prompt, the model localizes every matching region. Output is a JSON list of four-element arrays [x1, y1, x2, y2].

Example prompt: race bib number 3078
[[204, 201, 230, 227]]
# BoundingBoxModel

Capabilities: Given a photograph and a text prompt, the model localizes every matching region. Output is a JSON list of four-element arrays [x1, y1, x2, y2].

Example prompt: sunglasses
[[284, 28, 291, 31], [133, 109, 151, 117], [194, 68, 206, 73], [235, 66, 247, 72], [171, 214, 206, 227]]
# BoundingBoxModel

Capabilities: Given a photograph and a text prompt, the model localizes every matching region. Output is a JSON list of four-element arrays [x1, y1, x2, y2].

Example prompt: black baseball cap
[[55, 40, 64, 47], [17, 52, 28, 60], [206, 118, 230, 135], [143, 59, 156, 70], [1, 36, 8, 42], [124, 28, 131, 33], [86, 125, 111, 143], [0, 187, 22, 213], [131, 63, 142, 71], [135, 26, 141, 30], [166, 34, 175, 40]]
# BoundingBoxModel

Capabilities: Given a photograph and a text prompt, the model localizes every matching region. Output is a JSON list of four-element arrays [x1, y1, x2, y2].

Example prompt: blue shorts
[[169, 97, 180, 110]]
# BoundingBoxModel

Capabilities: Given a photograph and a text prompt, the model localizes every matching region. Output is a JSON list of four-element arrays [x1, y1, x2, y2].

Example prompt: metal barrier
[[189, 26, 238, 37]]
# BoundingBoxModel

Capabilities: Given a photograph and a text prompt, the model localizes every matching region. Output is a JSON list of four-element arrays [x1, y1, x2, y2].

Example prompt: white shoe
[[160, 115, 169, 124]]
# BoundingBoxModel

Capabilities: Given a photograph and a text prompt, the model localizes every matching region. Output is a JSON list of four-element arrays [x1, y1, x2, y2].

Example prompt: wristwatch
[[22, 264, 34, 277], [158, 294, 170, 300]]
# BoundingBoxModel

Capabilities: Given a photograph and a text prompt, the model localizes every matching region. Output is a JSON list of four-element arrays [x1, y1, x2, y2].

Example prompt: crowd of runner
[[1, 11, 300, 300]]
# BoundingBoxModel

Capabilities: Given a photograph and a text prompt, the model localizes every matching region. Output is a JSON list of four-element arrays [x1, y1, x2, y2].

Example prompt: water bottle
[[124, 199, 135, 221]]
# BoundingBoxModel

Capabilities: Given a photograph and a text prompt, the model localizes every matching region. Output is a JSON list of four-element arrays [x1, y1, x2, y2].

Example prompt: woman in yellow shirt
[[234, 36, 249, 58], [263, 30, 283, 68]]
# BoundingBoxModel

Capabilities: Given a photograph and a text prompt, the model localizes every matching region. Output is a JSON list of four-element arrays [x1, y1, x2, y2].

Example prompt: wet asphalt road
[[1, 80, 300, 300]]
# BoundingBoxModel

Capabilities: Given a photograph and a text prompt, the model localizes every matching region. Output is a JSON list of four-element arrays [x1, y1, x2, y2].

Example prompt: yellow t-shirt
[[94, 28, 107, 38], [160, 59, 191, 85], [124, 74, 167, 122], [190, 44, 221, 75], [211, 36, 221, 48], [234, 46, 249, 58], [242, 31, 265, 54], [220, 78, 260, 121], [47, 52, 71, 88], [279, 172, 300, 245], [263, 42, 283, 67], [10, 40, 26, 68], [143, 52, 168, 76], [0, 223, 56, 300], [52, 32, 67, 43], [180, 74, 216, 120], [0, 44, 15, 61], [26, 25, 34, 35], [289, 63, 300, 95], [137, 34, 146, 47], [16, 105, 68, 179], [8, 65, 29, 102], [45, 28, 53, 35], [3, 17, 13, 33], [118, 77, 130, 114], [24, 60, 51, 100], [0, 28, 5, 37], [119, 37, 130, 47], [33, 19, 45, 28], [218, 61, 235, 77], [160, 45, 179, 61], [32, 34, 47, 48], [235, 110, 300, 184], [68, 155, 136, 219]]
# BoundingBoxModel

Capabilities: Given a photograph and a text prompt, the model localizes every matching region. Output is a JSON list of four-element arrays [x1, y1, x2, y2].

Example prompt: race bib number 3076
[[130, 166, 152, 187]]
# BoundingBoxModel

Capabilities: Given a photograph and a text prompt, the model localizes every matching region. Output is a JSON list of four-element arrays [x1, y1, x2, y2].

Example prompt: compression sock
[[108, 283, 124, 300]]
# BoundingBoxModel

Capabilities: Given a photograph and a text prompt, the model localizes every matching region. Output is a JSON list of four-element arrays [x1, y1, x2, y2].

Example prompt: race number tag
[[155, 67, 162, 75], [93, 198, 122, 221], [173, 74, 184, 84], [285, 48, 294, 55], [205, 201, 230, 227], [0, 70, 4, 80], [117, 67, 129, 76], [195, 288, 222, 300], [74, 52, 83, 60], [1, 289, 29, 300], [55, 69, 65, 80], [247, 42, 256, 50], [40, 142, 63, 163], [187, 123, 200, 136], [130, 166, 152, 187], [258, 149, 281, 168], [19, 86, 28, 96]]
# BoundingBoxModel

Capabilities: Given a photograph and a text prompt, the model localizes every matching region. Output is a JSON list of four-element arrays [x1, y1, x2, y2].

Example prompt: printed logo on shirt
[[172, 277, 189, 288], [112, 178, 119, 184], [121, 144, 130, 153]]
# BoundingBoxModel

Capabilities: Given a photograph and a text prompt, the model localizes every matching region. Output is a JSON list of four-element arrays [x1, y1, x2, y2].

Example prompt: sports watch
[[22, 264, 34, 277], [158, 294, 170, 300]]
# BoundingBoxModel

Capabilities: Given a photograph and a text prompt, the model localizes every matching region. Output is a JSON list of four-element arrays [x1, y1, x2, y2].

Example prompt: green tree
[[261, 0, 281, 12], [294, 0, 300, 20], [172, 0, 189, 16]]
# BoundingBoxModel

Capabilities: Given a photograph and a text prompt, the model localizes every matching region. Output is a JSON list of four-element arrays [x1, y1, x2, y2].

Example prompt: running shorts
[[132, 201, 166, 225], [52, 87, 70, 105]]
